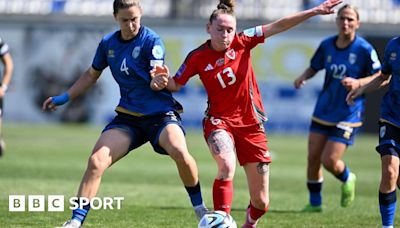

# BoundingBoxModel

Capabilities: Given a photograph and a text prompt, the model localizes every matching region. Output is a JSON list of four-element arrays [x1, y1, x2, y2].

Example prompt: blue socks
[[71, 199, 90, 225], [379, 191, 396, 227], [307, 181, 323, 206], [335, 166, 350, 183], [185, 182, 204, 207]]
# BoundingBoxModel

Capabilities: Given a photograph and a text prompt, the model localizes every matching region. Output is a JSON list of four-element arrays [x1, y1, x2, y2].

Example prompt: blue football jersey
[[92, 26, 182, 116], [380, 37, 400, 128], [310, 35, 381, 126]]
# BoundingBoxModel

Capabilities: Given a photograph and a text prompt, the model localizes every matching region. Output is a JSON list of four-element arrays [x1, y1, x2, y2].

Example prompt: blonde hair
[[113, 0, 140, 15], [209, 0, 236, 23], [337, 4, 360, 20]]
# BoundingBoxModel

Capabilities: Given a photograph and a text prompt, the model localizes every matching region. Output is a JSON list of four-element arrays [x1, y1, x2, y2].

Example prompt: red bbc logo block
[[9, 195, 64, 212]]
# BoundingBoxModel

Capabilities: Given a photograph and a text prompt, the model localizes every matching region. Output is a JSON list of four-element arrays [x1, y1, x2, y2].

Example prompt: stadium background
[[0, 0, 399, 133]]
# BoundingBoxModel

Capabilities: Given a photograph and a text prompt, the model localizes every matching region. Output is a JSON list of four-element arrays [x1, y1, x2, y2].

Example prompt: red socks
[[213, 179, 233, 213]]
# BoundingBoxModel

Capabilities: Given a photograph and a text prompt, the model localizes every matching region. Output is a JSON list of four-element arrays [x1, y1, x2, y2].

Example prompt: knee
[[168, 145, 191, 164], [321, 156, 335, 171], [216, 156, 236, 180], [382, 165, 399, 183], [251, 196, 269, 210], [87, 153, 110, 176]]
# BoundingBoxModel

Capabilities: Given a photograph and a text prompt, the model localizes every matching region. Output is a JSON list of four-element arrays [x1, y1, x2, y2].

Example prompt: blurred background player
[[0, 37, 14, 157], [347, 37, 400, 228], [293, 4, 382, 212], [150, 0, 342, 227], [42, 0, 206, 227]]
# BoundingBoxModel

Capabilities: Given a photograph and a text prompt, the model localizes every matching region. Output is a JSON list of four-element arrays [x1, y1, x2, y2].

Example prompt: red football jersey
[[174, 26, 267, 126]]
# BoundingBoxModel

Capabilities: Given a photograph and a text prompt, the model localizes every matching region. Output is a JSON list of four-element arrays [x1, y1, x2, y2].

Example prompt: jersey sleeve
[[0, 38, 10, 57], [91, 38, 109, 71], [381, 39, 395, 75], [173, 52, 198, 86], [365, 46, 382, 75], [238, 26, 265, 50], [144, 35, 165, 68], [310, 43, 325, 71]]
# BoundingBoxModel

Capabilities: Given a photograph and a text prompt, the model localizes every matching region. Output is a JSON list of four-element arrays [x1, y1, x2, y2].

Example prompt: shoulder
[[99, 30, 120, 45], [386, 37, 400, 50], [320, 35, 337, 47], [141, 26, 162, 41], [185, 42, 209, 61], [353, 36, 374, 50]]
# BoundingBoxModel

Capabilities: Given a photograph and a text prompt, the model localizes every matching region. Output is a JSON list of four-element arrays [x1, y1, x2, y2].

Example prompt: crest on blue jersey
[[380, 125, 386, 138], [132, 46, 141, 59], [152, 45, 164, 59], [390, 52, 397, 61], [349, 53, 357, 64]]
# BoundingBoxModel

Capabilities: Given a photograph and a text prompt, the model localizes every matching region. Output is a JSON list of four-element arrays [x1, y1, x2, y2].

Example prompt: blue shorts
[[376, 121, 400, 157], [103, 111, 185, 155], [310, 120, 359, 145]]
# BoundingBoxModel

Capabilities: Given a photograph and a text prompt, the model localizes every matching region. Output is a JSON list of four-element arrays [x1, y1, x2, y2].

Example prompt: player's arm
[[346, 73, 391, 105], [341, 71, 382, 91], [293, 67, 317, 89], [262, 0, 342, 38], [0, 52, 13, 96], [42, 67, 102, 111]]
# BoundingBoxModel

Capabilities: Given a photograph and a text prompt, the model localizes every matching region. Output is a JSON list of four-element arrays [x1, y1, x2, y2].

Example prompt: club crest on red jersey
[[226, 49, 236, 60]]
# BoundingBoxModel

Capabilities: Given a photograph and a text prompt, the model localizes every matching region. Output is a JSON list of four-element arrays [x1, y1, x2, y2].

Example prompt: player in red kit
[[151, 0, 342, 227]]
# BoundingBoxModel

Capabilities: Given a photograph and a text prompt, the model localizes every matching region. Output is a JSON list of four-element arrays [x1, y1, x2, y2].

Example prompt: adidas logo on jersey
[[204, 64, 214, 71]]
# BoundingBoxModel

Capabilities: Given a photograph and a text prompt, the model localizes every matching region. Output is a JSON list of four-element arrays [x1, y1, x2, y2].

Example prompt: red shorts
[[203, 116, 271, 166]]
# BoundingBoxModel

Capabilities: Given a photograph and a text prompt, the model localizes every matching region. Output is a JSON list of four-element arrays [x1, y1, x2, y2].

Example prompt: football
[[198, 210, 237, 228]]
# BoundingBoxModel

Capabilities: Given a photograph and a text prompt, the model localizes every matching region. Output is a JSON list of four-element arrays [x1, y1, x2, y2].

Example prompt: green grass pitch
[[0, 123, 395, 227]]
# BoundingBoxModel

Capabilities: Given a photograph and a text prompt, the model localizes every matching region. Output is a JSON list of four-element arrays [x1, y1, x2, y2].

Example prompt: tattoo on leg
[[257, 162, 269, 175], [207, 130, 234, 155]]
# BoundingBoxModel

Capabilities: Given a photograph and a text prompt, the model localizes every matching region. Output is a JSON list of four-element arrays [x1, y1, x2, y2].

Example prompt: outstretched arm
[[263, 0, 342, 38], [346, 73, 391, 105], [42, 67, 102, 111], [293, 67, 317, 89], [0, 52, 13, 97]]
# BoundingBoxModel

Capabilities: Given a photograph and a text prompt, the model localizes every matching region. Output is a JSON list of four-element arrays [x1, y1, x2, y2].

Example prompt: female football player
[[42, 0, 207, 227], [347, 37, 400, 228], [0, 37, 13, 157], [293, 4, 382, 212], [150, 0, 342, 227]]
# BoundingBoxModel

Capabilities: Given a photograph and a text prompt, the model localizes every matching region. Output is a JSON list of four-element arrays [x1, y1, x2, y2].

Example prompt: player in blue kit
[[42, 0, 207, 227], [293, 4, 382, 211], [347, 37, 400, 228], [0, 37, 13, 157]]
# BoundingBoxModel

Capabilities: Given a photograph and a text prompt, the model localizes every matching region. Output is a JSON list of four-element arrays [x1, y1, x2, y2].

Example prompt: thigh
[[244, 162, 269, 202], [158, 123, 187, 156], [93, 129, 132, 166], [146, 111, 186, 155], [203, 117, 236, 163], [376, 122, 400, 157], [308, 132, 327, 157], [234, 124, 270, 166]]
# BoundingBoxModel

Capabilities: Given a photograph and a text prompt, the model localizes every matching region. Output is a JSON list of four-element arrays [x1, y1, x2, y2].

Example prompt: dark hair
[[337, 4, 360, 20], [209, 0, 236, 23], [113, 0, 140, 15]]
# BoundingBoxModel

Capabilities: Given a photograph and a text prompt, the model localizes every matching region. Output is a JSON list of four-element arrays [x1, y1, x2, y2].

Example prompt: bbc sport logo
[[9, 195, 124, 212]]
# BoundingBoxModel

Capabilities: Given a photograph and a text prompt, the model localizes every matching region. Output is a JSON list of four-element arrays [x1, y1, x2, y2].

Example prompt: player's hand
[[346, 87, 363, 106], [42, 92, 70, 111], [150, 65, 169, 91], [294, 76, 306, 89], [314, 0, 342, 15], [341, 77, 360, 91]]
